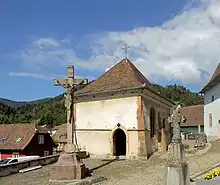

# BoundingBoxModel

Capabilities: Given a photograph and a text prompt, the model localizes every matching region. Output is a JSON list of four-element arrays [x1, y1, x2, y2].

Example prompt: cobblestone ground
[[1, 141, 220, 185]]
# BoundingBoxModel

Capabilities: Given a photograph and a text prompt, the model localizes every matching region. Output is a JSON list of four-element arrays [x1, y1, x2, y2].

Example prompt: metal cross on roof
[[122, 43, 130, 59]]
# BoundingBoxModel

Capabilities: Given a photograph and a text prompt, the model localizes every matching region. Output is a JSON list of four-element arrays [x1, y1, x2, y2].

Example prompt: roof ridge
[[75, 58, 160, 96], [126, 59, 151, 85], [181, 104, 204, 108]]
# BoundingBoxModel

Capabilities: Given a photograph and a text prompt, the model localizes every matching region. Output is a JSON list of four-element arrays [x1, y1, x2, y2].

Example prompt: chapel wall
[[141, 96, 171, 154], [75, 96, 138, 130], [74, 96, 139, 158]]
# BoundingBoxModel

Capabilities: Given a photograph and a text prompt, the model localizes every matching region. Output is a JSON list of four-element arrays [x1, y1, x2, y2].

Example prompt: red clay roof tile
[[75, 58, 158, 95]]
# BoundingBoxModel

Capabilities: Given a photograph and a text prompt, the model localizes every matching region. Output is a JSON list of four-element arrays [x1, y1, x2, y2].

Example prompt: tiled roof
[[52, 123, 67, 143], [200, 63, 220, 93], [180, 104, 204, 127], [36, 125, 51, 133], [75, 58, 158, 96], [0, 123, 37, 150], [0, 123, 45, 150]]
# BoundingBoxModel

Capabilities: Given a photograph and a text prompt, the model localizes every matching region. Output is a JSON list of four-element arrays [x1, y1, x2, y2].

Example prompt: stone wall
[[0, 154, 59, 177]]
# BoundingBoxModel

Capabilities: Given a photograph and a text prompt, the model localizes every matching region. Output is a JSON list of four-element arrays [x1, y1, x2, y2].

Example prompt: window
[[44, 150, 49, 156], [15, 137, 22, 143], [12, 152, 19, 158], [209, 113, 212, 128], [212, 95, 215, 102], [0, 137, 5, 144], [38, 135, 44, 144], [9, 159, 18, 164]]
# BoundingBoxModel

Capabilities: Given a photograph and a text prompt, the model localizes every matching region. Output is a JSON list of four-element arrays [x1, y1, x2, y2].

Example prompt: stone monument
[[166, 105, 190, 185], [51, 65, 88, 181]]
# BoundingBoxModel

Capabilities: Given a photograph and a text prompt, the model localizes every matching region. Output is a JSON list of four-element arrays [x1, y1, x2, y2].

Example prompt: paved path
[[1, 142, 220, 185]]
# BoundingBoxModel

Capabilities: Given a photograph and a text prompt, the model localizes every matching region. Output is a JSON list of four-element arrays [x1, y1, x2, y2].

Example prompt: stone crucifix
[[168, 105, 186, 143], [54, 66, 88, 152]]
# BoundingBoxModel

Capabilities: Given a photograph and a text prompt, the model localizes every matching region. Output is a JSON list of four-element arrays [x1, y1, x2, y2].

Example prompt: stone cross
[[54, 65, 88, 151], [168, 105, 186, 143]]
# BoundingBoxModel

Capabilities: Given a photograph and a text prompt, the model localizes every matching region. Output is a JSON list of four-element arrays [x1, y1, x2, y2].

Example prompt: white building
[[72, 58, 174, 159], [200, 63, 220, 140]]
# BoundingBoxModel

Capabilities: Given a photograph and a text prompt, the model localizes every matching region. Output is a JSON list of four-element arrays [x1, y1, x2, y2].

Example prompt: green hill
[[0, 84, 203, 126]]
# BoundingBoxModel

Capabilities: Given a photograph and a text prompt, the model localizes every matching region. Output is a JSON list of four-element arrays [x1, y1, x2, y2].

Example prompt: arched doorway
[[113, 128, 126, 156], [150, 108, 156, 138]]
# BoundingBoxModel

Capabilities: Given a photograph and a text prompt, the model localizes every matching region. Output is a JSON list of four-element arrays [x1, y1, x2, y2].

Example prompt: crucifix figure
[[54, 66, 88, 152], [122, 43, 130, 59], [168, 105, 186, 143]]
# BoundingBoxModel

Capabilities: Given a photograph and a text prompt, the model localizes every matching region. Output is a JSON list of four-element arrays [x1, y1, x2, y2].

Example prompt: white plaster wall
[[128, 131, 138, 156], [75, 96, 138, 129], [204, 98, 220, 140], [76, 131, 111, 156], [76, 131, 138, 157], [204, 83, 220, 105], [75, 96, 138, 157]]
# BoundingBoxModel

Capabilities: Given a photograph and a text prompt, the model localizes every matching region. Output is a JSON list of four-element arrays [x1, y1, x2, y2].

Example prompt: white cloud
[[8, 72, 96, 82], [11, 0, 220, 85], [8, 72, 60, 80]]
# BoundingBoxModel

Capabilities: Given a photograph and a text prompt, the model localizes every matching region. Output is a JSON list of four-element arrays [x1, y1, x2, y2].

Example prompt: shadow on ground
[[88, 156, 125, 174]]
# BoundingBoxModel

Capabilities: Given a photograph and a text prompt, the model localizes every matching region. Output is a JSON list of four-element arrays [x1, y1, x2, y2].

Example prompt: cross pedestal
[[166, 142, 190, 185], [166, 106, 190, 185], [50, 65, 88, 181], [51, 152, 86, 181]]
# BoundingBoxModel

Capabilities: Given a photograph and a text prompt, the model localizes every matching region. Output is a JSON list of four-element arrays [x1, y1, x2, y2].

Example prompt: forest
[[0, 84, 203, 127]]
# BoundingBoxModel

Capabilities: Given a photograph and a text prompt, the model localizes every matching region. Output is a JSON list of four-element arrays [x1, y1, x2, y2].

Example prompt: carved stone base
[[167, 142, 186, 165], [166, 142, 190, 185], [50, 152, 86, 181], [64, 143, 77, 153], [166, 164, 190, 185]]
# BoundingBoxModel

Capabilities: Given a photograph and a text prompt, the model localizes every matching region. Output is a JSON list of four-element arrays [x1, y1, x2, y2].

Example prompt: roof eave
[[200, 74, 220, 93], [74, 85, 146, 98], [144, 86, 175, 105]]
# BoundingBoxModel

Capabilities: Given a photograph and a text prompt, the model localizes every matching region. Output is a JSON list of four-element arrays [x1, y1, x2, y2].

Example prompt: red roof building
[[0, 123, 57, 160]]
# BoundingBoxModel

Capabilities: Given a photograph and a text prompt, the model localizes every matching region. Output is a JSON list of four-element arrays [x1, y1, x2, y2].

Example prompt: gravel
[[0, 141, 220, 185]]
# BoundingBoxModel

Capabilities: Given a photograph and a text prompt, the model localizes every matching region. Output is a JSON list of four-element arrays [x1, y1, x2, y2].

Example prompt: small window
[[15, 137, 22, 143], [38, 135, 44, 144], [12, 152, 19, 158], [212, 95, 215, 102], [44, 150, 49, 156], [9, 159, 18, 164], [0, 137, 5, 144], [209, 113, 212, 128]]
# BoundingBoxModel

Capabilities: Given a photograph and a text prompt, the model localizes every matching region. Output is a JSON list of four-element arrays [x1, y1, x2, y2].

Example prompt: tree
[[39, 113, 54, 127]]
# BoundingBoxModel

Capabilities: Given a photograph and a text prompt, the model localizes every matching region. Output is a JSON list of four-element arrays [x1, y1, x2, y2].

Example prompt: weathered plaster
[[73, 92, 172, 158], [75, 96, 139, 158], [75, 96, 138, 130]]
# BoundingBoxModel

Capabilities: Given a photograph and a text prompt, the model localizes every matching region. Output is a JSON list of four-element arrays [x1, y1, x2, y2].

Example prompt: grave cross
[[53, 66, 88, 150]]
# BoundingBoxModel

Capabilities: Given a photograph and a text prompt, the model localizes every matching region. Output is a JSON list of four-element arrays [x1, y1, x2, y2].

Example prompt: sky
[[0, 0, 220, 101]]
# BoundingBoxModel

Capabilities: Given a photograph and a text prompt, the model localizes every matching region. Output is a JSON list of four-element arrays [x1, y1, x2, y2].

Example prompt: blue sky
[[0, 0, 220, 101]]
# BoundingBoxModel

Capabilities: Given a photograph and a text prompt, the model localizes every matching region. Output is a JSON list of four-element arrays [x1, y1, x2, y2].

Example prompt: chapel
[[74, 58, 174, 159]]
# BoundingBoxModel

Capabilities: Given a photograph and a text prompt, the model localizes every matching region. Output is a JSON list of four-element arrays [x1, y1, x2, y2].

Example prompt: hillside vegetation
[[0, 84, 203, 126]]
